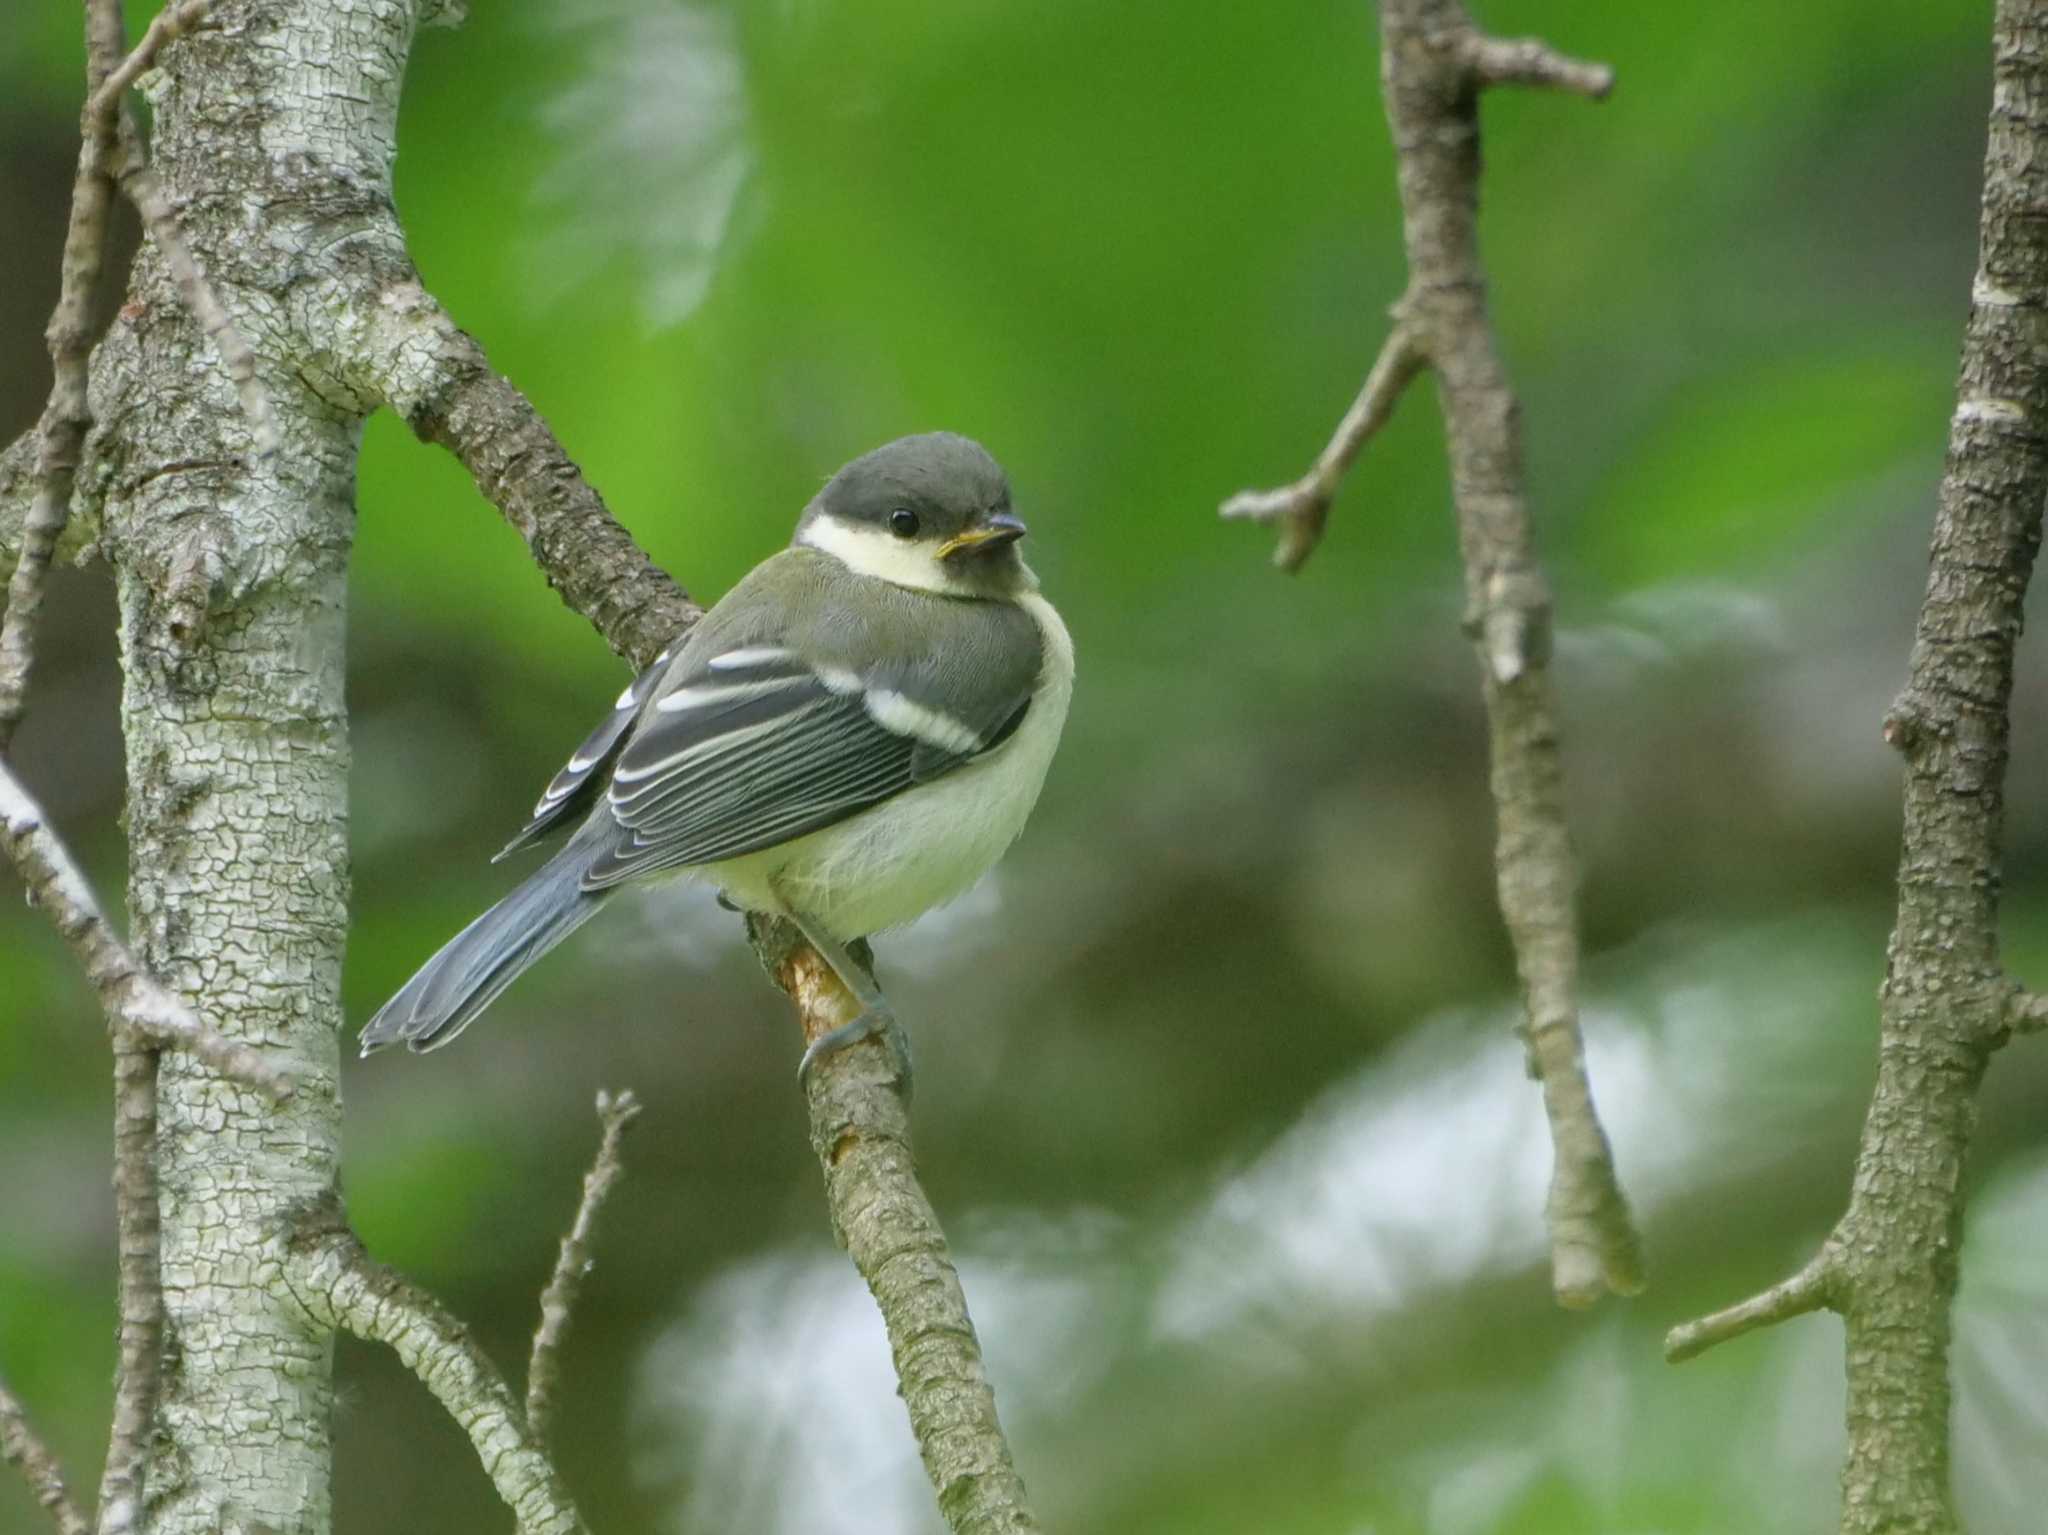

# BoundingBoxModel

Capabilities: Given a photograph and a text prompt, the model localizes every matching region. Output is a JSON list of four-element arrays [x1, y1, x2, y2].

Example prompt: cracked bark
[[752, 923, 1040, 1535], [66, 2, 442, 1529], [286, 1220, 586, 1535], [1666, 4, 2048, 1530]]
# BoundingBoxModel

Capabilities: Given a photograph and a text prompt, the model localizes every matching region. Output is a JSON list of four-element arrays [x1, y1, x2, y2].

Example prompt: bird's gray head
[[795, 433, 1033, 599]]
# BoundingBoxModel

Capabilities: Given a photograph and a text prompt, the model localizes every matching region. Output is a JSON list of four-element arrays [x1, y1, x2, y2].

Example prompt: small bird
[[359, 433, 1073, 1080]]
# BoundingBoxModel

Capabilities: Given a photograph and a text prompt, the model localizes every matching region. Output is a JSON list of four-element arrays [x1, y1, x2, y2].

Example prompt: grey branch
[[358, 279, 701, 670], [0, 1380, 90, 1535], [526, 1088, 643, 1449], [1220, 322, 1424, 572], [2003, 982, 2048, 1035], [289, 1222, 588, 1535], [0, 432, 90, 586], [1224, 0, 1638, 1303], [1457, 32, 1615, 97], [0, 0, 128, 745], [87, 0, 215, 117], [0, 0, 265, 743], [99, 0, 276, 459], [116, 152, 277, 458], [1665, 1251, 1835, 1363], [0, 759, 292, 1098], [94, 1044, 162, 1535], [1385, 0, 1639, 1304], [1671, 5, 2048, 1528], [755, 920, 1041, 1535]]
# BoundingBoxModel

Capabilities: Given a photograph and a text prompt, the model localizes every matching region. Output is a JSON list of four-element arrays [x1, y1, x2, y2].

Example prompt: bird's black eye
[[889, 508, 920, 539]]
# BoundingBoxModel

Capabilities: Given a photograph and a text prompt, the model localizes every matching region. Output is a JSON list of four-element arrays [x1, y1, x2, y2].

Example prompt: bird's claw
[[797, 1006, 913, 1098]]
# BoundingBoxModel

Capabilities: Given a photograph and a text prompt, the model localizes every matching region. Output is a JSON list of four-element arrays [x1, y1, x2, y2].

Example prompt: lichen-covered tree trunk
[[83, 3, 429, 1529]]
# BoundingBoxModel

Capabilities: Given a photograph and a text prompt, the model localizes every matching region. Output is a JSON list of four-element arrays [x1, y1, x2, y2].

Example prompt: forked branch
[[1220, 321, 1424, 572], [288, 1220, 587, 1535], [1221, 0, 1638, 1305]]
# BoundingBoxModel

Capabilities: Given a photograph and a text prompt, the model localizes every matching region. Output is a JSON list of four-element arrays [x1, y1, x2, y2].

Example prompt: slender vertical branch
[[95, 1044, 161, 1535], [86, 0, 215, 117], [525, 1088, 643, 1449], [1220, 0, 1639, 1305], [115, 152, 278, 458], [0, 1381, 91, 1535], [1668, 5, 2048, 1530], [0, 0, 129, 746], [752, 918, 1041, 1535]]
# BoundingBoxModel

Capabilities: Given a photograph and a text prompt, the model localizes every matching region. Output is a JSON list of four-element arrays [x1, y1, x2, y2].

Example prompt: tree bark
[[1667, 4, 2048, 1529], [82, 2, 444, 1527]]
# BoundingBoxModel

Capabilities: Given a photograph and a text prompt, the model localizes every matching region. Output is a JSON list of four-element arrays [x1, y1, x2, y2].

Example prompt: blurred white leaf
[[529, 1, 757, 327], [634, 1210, 1124, 1535], [1151, 917, 1871, 1354]]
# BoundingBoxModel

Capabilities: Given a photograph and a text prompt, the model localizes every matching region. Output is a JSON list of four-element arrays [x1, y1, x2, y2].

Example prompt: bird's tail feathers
[[359, 843, 606, 1055]]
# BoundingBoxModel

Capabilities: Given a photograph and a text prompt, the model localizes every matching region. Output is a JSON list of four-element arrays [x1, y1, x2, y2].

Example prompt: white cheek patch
[[797, 515, 966, 595], [865, 688, 983, 754]]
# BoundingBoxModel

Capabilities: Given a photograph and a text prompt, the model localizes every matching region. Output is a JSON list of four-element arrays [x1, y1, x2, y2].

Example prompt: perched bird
[[359, 433, 1074, 1079]]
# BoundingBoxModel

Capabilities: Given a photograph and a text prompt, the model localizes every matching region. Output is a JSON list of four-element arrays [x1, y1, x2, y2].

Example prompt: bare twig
[[525, 1088, 642, 1448], [2002, 982, 2048, 1035], [0, 758, 291, 1098], [0, 2, 129, 746], [0, 1380, 91, 1535], [1669, 6, 2048, 1527], [359, 278, 700, 669], [0, 0, 263, 745], [1457, 32, 1614, 97], [1378, 4, 1641, 1302], [86, 0, 213, 118], [98, 0, 277, 459], [1220, 322, 1424, 571], [288, 1219, 587, 1535], [1224, 0, 1638, 1304], [94, 1043, 162, 1535], [752, 918, 1041, 1535], [117, 153, 278, 458], [1664, 1252, 1834, 1363]]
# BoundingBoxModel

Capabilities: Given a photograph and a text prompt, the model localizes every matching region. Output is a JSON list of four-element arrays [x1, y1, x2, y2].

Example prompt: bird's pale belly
[[707, 592, 1073, 939]]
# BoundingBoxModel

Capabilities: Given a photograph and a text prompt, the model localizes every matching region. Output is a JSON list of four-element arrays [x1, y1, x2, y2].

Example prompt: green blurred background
[[5, 2, 2048, 1531]]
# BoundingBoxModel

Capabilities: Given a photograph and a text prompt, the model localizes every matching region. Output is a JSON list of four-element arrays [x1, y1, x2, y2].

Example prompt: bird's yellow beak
[[936, 512, 1028, 560]]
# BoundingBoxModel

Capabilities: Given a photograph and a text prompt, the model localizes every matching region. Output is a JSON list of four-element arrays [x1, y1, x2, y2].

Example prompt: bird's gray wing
[[581, 600, 1041, 888], [492, 641, 681, 862]]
